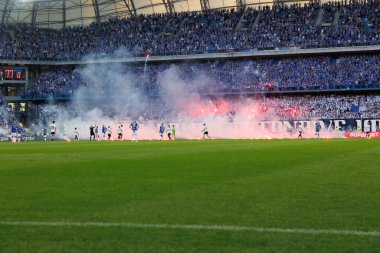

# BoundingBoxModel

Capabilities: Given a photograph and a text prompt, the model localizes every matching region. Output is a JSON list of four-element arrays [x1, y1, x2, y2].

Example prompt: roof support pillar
[[1, 0, 10, 25], [122, 0, 136, 16], [63, 0, 66, 27], [273, 0, 285, 7], [92, 0, 100, 22], [200, 0, 209, 12], [162, 0, 174, 13], [236, 0, 245, 11], [31, 3, 37, 27]]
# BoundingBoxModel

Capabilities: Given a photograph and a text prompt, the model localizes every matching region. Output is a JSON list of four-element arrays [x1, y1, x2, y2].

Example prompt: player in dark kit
[[43, 128, 47, 141], [11, 123, 17, 143], [315, 122, 321, 138], [159, 123, 165, 141], [90, 125, 95, 141], [129, 121, 139, 142], [102, 125, 107, 140], [17, 127, 22, 142]]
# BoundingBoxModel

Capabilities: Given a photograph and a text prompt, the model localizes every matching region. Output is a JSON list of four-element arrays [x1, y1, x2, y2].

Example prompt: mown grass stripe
[[1, 221, 379, 237]]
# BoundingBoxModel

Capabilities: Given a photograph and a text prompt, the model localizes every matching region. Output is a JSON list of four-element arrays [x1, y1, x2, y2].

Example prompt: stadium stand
[[1, 1, 380, 60]]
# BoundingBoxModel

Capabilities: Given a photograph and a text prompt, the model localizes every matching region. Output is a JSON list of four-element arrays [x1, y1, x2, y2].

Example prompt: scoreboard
[[0, 66, 27, 81]]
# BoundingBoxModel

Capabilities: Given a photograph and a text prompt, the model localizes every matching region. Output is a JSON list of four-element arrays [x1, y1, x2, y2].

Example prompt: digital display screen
[[0, 66, 26, 81]]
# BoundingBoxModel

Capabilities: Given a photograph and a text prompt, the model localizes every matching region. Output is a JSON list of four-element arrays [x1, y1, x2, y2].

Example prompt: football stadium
[[1, 0, 380, 252]]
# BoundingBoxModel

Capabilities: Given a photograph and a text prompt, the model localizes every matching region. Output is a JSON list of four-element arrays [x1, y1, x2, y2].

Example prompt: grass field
[[0, 139, 380, 253]]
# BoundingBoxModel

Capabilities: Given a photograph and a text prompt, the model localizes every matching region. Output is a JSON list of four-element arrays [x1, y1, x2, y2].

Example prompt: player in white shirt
[[73, 128, 79, 141], [50, 121, 57, 141], [117, 125, 123, 140], [166, 124, 172, 140], [202, 123, 211, 140], [364, 124, 371, 138], [298, 125, 303, 139], [107, 126, 112, 140], [95, 125, 99, 140]]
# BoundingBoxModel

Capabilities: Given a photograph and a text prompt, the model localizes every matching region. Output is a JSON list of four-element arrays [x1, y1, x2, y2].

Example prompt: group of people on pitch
[[159, 123, 176, 141], [45, 121, 213, 141]]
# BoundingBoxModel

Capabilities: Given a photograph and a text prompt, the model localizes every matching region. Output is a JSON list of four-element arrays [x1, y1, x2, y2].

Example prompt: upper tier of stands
[[1, 0, 380, 61]]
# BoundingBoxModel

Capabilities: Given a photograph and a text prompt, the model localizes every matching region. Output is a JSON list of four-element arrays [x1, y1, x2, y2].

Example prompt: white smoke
[[74, 63, 148, 118], [0, 126, 9, 138], [35, 52, 332, 140]]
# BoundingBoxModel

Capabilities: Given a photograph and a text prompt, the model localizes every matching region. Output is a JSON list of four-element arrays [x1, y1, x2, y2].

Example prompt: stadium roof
[[0, 0, 313, 29]]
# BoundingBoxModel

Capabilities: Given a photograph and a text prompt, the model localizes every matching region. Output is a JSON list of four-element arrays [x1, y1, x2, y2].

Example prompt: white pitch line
[[0, 221, 379, 237], [0, 153, 45, 157]]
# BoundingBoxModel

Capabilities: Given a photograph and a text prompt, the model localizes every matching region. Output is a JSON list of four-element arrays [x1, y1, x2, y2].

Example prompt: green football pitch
[[0, 139, 380, 253]]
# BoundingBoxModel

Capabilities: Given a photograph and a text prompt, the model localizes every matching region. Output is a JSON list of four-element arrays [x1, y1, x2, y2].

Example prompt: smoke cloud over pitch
[[37, 53, 326, 140]]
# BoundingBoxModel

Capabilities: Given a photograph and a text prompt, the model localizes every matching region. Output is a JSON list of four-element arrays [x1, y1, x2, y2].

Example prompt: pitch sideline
[[0, 221, 379, 237]]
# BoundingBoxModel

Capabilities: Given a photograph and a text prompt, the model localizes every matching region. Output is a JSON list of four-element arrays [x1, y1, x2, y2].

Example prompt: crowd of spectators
[[0, 95, 17, 128], [31, 94, 380, 123], [252, 94, 380, 120], [23, 54, 380, 98], [135, 94, 380, 121], [24, 68, 82, 98], [1, 0, 380, 60], [209, 54, 380, 91]]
